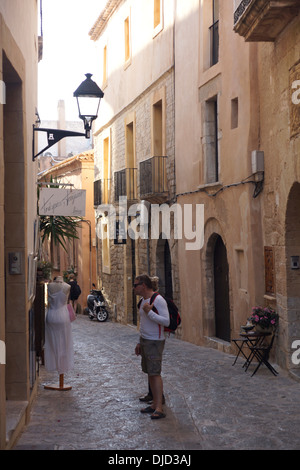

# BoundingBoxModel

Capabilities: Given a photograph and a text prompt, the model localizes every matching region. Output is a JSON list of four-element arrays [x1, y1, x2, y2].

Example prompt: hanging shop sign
[[39, 188, 86, 217]]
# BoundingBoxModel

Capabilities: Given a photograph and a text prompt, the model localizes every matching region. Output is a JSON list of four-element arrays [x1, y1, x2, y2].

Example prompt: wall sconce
[[33, 74, 104, 160]]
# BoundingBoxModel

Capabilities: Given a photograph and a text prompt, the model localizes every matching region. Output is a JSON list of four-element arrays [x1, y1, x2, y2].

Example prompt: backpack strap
[[150, 292, 159, 312], [138, 292, 159, 311]]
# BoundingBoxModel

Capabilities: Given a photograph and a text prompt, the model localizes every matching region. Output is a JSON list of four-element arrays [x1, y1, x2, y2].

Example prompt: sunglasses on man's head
[[133, 282, 142, 288]]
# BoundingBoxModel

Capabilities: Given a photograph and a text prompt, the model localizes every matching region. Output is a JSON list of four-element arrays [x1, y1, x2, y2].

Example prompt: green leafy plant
[[39, 215, 81, 252]]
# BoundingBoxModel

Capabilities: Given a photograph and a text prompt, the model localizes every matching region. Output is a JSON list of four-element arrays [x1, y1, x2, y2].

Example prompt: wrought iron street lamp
[[73, 73, 104, 139], [33, 74, 104, 160]]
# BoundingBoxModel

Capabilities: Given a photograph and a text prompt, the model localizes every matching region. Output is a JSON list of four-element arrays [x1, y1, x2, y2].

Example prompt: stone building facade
[[90, 0, 300, 376], [234, 0, 300, 374], [90, 0, 180, 328], [171, 0, 300, 377], [174, 0, 265, 351]]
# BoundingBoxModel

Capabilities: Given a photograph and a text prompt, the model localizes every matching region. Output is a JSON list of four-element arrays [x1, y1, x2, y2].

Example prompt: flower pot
[[255, 324, 273, 333]]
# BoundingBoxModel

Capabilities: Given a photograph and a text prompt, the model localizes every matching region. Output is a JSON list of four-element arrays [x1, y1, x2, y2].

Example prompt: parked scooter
[[86, 284, 109, 322]]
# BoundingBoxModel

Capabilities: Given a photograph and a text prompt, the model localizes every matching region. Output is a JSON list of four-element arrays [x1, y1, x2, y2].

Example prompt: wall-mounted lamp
[[33, 74, 104, 160]]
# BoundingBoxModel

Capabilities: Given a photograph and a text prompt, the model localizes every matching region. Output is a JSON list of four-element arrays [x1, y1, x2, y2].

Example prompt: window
[[210, 0, 219, 66], [125, 113, 137, 200], [231, 97, 238, 129], [126, 121, 134, 166], [103, 135, 110, 204], [124, 16, 131, 64], [94, 132, 111, 205], [151, 87, 166, 156], [151, 88, 167, 192], [94, 179, 102, 207], [154, 0, 161, 28], [203, 96, 219, 183], [153, 100, 163, 156], [153, 0, 163, 36]]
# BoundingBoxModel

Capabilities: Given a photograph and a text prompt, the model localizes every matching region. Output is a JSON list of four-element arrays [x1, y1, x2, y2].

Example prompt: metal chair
[[232, 337, 251, 366], [248, 330, 278, 377]]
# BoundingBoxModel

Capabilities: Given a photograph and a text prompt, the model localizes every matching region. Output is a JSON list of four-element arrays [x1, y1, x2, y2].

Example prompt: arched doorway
[[156, 238, 173, 298], [285, 182, 300, 370], [214, 235, 230, 341]]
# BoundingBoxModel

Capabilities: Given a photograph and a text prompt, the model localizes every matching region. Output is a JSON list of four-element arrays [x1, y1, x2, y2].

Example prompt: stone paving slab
[[13, 315, 300, 451]]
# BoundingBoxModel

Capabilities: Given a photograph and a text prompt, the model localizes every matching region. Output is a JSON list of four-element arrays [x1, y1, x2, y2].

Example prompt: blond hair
[[151, 276, 159, 292]]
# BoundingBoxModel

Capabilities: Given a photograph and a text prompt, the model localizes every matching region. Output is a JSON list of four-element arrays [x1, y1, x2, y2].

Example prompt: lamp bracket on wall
[[32, 126, 85, 161]]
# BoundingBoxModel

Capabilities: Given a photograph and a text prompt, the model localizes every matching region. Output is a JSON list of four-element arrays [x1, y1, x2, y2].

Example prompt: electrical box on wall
[[291, 256, 300, 270], [8, 252, 22, 274], [251, 150, 264, 173]]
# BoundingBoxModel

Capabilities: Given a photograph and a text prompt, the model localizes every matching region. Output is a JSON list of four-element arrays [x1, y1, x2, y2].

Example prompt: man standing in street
[[134, 274, 169, 419]]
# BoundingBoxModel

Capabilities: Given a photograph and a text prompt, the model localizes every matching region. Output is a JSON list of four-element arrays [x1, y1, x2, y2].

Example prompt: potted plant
[[248, 306, 279, 332]]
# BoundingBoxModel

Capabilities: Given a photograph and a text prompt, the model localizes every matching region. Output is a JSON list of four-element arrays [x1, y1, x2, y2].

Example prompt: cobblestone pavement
[[13, 315, 300, 451]]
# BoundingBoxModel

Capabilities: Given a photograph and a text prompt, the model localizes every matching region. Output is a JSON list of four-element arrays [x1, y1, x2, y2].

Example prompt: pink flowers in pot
[[248, 306, 279, 330]]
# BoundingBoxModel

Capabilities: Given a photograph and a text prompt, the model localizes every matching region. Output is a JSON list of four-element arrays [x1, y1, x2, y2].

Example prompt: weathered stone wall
[[258, 16, 300, 370], [94, 69, 180, 331]]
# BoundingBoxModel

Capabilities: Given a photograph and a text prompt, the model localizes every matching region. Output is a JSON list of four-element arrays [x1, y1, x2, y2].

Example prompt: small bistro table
[[232, 330, 271, 371]]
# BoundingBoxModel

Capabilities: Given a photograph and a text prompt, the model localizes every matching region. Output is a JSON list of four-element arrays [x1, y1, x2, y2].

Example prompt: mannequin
[[44, 276, 74, 391]]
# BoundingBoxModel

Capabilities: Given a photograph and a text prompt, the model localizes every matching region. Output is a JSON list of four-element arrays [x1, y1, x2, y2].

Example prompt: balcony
[[94, 179, 111, 206], [114, 168, 137, 202], [234, 0, 300, 42], [139, 156, 169, 203]]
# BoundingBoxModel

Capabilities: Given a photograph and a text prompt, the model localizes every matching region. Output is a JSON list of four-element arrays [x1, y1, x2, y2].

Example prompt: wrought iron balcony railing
[[139, 156, 168, 203], [234, 0, 300, 42], [114, 168, 137, 202]]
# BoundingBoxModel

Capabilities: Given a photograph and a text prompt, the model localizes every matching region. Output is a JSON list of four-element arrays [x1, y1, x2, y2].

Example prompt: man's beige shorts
[[140, 337, 165, 376]]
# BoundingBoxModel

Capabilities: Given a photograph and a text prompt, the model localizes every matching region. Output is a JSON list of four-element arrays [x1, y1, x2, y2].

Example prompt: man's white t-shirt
[[139, 294, 170, 340]]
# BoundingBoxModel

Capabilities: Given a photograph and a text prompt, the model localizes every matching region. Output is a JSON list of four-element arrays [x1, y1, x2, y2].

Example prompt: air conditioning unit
[[251, 150, 264, 173]]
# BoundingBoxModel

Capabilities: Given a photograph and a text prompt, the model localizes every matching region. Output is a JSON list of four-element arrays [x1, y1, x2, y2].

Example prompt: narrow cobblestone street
[[13, 315, 300, 452]]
